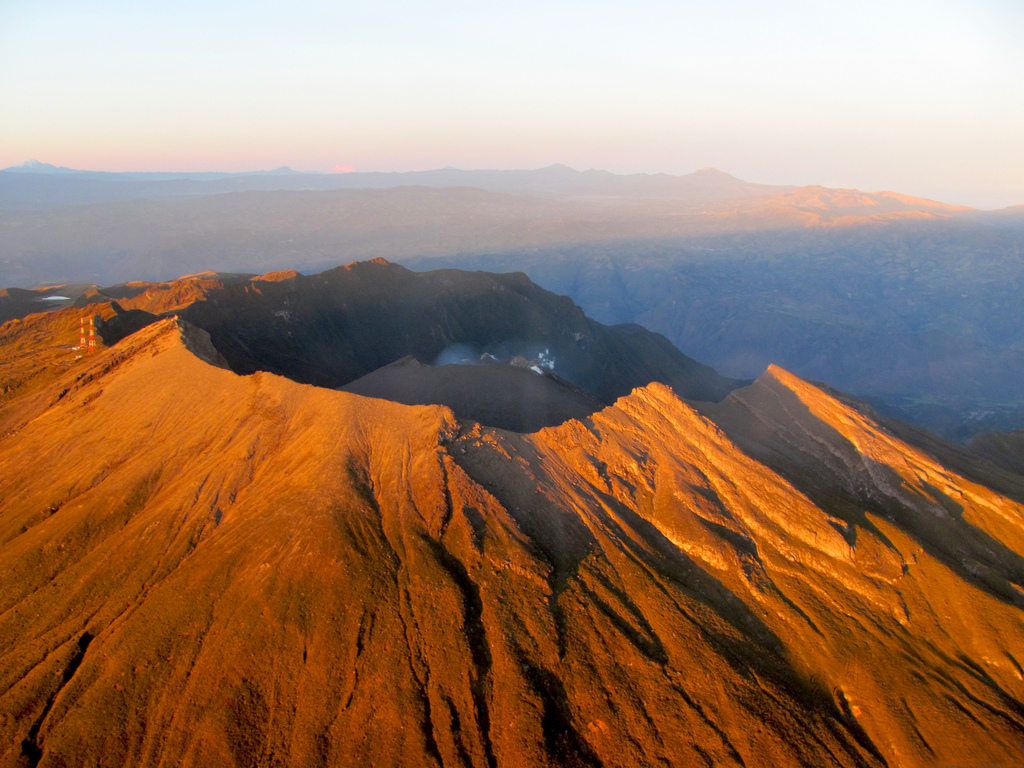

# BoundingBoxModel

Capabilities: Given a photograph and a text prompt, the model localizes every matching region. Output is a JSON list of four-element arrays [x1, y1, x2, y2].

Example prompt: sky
[[1, 0, 1022, 208]]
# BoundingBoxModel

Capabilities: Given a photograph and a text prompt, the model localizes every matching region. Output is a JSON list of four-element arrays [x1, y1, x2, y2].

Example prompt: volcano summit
[[1, 262, 1024, 767]]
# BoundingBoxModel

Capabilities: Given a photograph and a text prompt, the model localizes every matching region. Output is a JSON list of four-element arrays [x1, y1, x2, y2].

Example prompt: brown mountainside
[[2, 318, 1024, 766]]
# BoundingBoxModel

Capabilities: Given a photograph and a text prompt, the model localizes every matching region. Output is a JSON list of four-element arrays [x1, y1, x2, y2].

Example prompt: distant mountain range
[[3, 261, 1024, 766], [0, 167, 1002, 290], [2, 158, 307, 181], [5, 159, 1012, 212]]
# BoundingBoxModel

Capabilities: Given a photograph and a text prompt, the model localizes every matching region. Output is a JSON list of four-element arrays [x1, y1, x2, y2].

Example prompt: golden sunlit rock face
[[2, 319, 1024, 767]]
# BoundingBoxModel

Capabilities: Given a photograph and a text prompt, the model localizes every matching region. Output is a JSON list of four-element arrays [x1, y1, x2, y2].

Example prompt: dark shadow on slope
[[95, 302, 160, 347], [969, 428, 1024, 484], [422, 535, 498, 768], [19, 631, 94, 768], [520, 660, 605, 768]]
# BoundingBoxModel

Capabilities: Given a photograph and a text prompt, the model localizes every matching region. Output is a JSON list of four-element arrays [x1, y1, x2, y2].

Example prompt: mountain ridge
[[0, 261, 744, 435], [0, 161, 985, 213]]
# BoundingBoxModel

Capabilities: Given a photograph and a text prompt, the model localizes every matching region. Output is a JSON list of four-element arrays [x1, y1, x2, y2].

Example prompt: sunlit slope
[[462, 381, 1024, 766], [1, 322, 1023, 766], [699, 366, 1024, 598]]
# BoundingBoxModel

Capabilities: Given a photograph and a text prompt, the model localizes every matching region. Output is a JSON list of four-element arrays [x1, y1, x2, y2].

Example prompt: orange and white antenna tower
[[79, 317, 87, 350], [87, 316, 97, 353]]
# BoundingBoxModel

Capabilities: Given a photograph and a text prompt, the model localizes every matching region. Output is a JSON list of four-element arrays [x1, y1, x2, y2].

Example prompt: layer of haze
[[1, 0, 1022, 208]]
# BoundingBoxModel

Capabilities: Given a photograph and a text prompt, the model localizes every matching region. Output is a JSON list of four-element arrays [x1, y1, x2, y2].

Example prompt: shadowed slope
[[970, 429, 1024, 478]]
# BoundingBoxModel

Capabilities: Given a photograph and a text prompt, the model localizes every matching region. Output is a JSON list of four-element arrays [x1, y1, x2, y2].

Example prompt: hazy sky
[[1, 0, 1022, 207]]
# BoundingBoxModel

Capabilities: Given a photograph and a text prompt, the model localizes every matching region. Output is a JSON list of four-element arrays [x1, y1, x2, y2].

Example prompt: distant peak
[[692, 166, 738, 179], [341, 257, 393, 272], [538, 163, 578, 173], [2, 159, 77, 174], [764, 363, 793, 381], [254, 269, 300, 283]]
